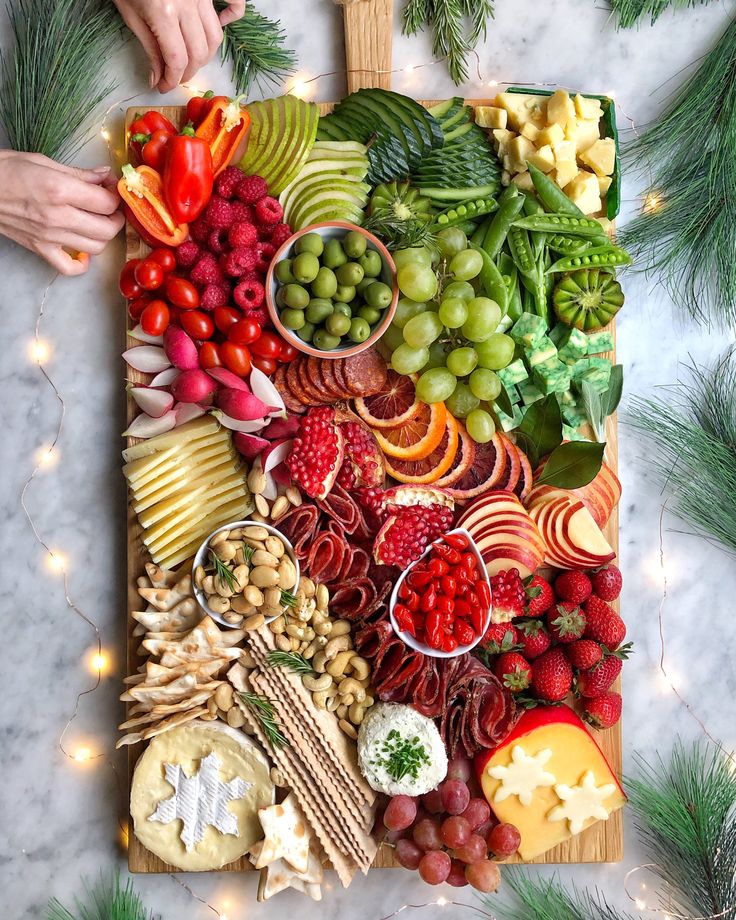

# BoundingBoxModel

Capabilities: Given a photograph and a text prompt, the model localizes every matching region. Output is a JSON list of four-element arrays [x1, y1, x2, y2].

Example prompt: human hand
[[0, 152, 124, 276], [113, 0, 246, 94]]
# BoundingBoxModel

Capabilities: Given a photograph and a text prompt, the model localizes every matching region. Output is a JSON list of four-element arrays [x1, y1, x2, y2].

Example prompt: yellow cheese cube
[[574, 93, 604, 122], [547, 89, 576, 127], [492, 128, 514, 158], [507, 135, 537, 173], [527, 144, 555, 173], [554, 161, 578, 189], [566, 170, 602, 215], [501, 170, 512, 186], [495, 92, 546, 131], [537, 123, 565, 148], [512, 171, 534, 191], [520, 122, 541, 142], [575, 119, 601, 154], [475, 105, 507, 130], [580, 137, 616, 177], [598, 175, 613, 196], [553, 140, 576, 164]]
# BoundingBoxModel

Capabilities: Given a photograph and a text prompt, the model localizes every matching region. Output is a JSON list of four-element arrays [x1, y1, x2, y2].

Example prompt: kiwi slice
[[553, 269, 625, 332], [369, 180, 432, 223]]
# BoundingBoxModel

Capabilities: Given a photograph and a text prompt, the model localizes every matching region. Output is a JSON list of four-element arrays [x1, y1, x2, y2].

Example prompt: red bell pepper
[[163, 123, 214, 223], [129, 110, 176, 163], [139, 129, 172, 172], [118, 164, 188, 248], [186, 90, 227, 128], [195, 95, 250, 176]]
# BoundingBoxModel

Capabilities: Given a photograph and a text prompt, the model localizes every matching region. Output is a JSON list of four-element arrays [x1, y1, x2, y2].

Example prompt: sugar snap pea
[[431, 197, 498, 230], [508, 226, 537, 280], [527, 161, 585, 217], [482, 186, 525, 260], [522, 193, 546, 261], [471, 214, 494, 247], [471, 243, 508, 316], [546, 244, 632, 274], [512, 213, 608, 239], [546, 234, 594, 256]]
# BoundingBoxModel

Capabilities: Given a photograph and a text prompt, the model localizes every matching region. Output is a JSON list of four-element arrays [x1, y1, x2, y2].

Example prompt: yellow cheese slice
[[136, 468, 246, 528], [125, 435, 231, 489], [131, 445, 236, 506], [155, 499, 253, 569], [123, 416, 220, 463], [144, 485, 248, 551]]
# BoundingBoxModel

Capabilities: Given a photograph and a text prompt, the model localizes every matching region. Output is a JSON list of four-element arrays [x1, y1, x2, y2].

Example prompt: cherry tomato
[[119, 259, 142, 299], [221, 342, 252, 377], [134, 259, 165, 291], [214, 306, 241, 333], [250, 330, 282, 360], [128, 295, 150, 321], [278, 340, 298, 363], [147, 248, 177, 274], [228, 318, 261, 345], [165, 275, 200, 309], [199, 341, 222, 369], [252, 356, 277, 375], [181, 309, 215, 340], [140, 299, 170, 336]]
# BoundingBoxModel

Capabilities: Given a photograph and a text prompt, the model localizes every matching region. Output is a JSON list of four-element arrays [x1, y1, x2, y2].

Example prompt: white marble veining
[[2, 1, 736, 918]]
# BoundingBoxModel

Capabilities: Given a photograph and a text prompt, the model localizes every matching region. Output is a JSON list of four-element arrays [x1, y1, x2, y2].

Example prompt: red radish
[[262, 415, 300, 439], [174, 402, 206, 425], [206, 366, 251, 392], [262, 438, 293, 474], [210, 409, 267, 432], [128, 386, 174, 419], [163, 326, 199, 370], [149, 367, 179, 387], [123, 345, 171, 374], [171, 369, 218, 404], [249, 365, 285, 416], [216, 387, 275, 421], [129, 324, 163, 345], [271, 462, 292, 488], [233, 432, 270, 461], [123, 410, 176, 438], [262, 469, 278, 501]]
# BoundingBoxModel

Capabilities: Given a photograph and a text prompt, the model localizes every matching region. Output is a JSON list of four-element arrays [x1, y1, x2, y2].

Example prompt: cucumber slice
[[374, 89, 443, 154], [444, 122, 475, 143], [317, 115, 350, 141], [427, 98, 456, 119], [344, 92, 417, 162]]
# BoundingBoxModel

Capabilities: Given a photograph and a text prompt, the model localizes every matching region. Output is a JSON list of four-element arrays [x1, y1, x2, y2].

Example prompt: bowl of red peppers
[[389, 529, 492, 658]]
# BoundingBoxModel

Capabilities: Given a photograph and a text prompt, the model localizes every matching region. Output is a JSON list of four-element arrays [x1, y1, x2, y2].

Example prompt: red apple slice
[[565, 503, 616, 562]]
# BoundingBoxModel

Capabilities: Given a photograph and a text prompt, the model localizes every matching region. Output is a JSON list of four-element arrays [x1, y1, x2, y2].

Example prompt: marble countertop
[[2, 1, 736, 917]]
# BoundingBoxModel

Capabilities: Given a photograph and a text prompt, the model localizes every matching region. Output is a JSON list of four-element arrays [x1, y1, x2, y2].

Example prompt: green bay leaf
[[515, 394, 563, 467], [537, 440, 605, 488]]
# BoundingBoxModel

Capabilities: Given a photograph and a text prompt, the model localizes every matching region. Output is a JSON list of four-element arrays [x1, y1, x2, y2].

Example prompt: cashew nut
[[339, 719, 358, 740], [349, 701, 367, 725], [349, 655, 371, 681], [330, 620, 352, 638], [275, 634, 291, 652], [302, 673, 332, 692], [336, 703, 348, 719], [341, 692, 355, 706], [338, 677, 366, 702], [269, 614, 286, 634], [327, 649, 356, 677], [326, 695, 341, 712], [303, 639, 321, 660], [312, 685, 338, 709], [313, 651, 328, 673], [324, 634, 351, 660]]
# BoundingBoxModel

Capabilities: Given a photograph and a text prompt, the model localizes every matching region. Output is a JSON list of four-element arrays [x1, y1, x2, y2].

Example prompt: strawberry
[[554, 570, 592, 605], [583, 595, 626, 649], [517, 619, 551, 660], [575, 655, 622, 698], [489, 568, 526, 623], [565, 639, 603, 670], [482, 622, 520, 654], [494, 652, 532, 692], [525, 574, 554, 617], [547, 602, 586, 643], [581, 691, 622, 729], [530, 648, 573, 702], [590, 564, 623, 602]]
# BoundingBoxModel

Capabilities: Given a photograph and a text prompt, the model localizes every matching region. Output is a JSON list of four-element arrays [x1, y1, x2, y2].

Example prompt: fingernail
[[149, 71, 156, 88], [93, 166, 110, 175]]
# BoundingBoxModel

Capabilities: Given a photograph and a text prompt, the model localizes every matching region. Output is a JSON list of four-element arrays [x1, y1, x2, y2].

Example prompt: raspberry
[[555, 570, 592, 605], [255, 196, 283, 225], [230, 202, 255, 223], [234, 279, 265, 310], [228, 222, 258, 248], [175, 240, 200, 268], [200, 283, 230, 311], [236, 175, 269, 203], [590, 564, 623, 602], [257, 224, 274, 241], [254, 240, 276, 273], [189, 217, 210, 244], [215, 166, 244, 200], [190, 252, 223, 285], [204, 195, 235, 229], [242, 306, 268, 326], [223, 247, 258, 278], [270, 223, 293, 248], [207, 227, 229, 254]]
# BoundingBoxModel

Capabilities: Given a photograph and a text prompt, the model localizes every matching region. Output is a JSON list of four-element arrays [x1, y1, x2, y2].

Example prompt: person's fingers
[[62, 206, 124, 243], [62, 178, 121, 216], [115, 3, 164, 88], [37, 243, 90, 276], [151, 15, 188, 93], [180, 14, 210, 85], [70, 165, 114, 184], [218, 0, 245, 26], [200, 0, 224, 56]]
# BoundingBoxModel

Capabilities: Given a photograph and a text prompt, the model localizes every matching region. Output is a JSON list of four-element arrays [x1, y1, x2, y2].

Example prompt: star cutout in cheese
[[255, 793, 311, 874], [487, 745, 556, 806], [547, 770, 616, 834]]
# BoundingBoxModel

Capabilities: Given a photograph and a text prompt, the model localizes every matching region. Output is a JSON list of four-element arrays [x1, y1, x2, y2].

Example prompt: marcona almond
[[278, 558, 297, 590], [254, 494, 270, 517], [251, 549, 279, 567], [244, 585, 264, 607], [265, 536, 285, 558], [214, 683, 234, 710], [210, 530, 228, 547], [245, 525, 269, 541], [285, 486, 302, 506], [315, 583, 329, 611], [216, 540, 238, 562], [249, 565, 280, 588], [247, 465, 267, 495], [250, 511, 268, 523], [231, 595, 256, 615], [264, 586, 282, 608], [244, 613, 266, 631], [227, 706, 246, 728], [270, 496, 290, 520]]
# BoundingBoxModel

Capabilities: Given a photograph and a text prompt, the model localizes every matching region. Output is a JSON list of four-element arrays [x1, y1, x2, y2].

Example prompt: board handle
[[336, 0, 394, 92]]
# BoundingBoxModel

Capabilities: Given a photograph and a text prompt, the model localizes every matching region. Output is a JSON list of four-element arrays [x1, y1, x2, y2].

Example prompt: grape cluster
[[380, 754, 521, 890], [385, 228, 517, 445]]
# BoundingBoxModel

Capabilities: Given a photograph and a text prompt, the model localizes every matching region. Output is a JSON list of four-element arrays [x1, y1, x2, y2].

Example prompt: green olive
[[343, 230, 367, 258], [281, 308, 306, 330], [296, 321, 316, 342], [334, 284, 356, 303], [364, 280, 393, 309], [313, 329, 341, 350], [356, 276, 376, 295], [336, 261, 365, 287], [349, 317, 371, 343], [294, 232, 324, 257], [274, 259, 295, 284], [311, 265, 338, 299], [322, 238, 348, 269], [359, 249, 383, 278], [292, 252, 320, 284], [358, 305, 382, 325], [275, 286, 289, 308], [326, 312, 351, 337], [332, 302, 352, 317], [283, 284, 310, 309], [305, 298, 334, 324]]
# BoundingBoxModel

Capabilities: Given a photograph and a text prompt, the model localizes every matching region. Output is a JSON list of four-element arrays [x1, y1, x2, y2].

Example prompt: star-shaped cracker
[[250, 839, 323, 902], [255, 793, 311, 874], [488, 745, 556, 806], [548, 770, 617, 834]]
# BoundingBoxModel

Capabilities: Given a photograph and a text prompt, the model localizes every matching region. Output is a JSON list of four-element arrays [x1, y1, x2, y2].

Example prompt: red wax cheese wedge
[[475, 705, 626, 860]]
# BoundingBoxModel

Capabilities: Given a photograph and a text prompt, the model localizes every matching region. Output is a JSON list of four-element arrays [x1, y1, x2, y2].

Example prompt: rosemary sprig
[[208, 550, 237, 593], [240, 542, 254, 563], [363, 207, 437, 252], [216, 3, 297, 97], [280, 589, 298, 608], [47, 873, 154, 920], [266, 650, 313, 675], [239, 692, 289, 749], [606, 0, 717, 29]]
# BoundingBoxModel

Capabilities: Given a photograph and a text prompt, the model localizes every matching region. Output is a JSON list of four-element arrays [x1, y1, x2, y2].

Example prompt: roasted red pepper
[[163, 123, 214, 223], [129, 110, 176, 163], [118, 165, 188, 248], [195, 95, 251, 176]]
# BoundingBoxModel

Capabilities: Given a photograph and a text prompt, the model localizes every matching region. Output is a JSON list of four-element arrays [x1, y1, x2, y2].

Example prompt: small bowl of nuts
[[192, 521, 300, 630]]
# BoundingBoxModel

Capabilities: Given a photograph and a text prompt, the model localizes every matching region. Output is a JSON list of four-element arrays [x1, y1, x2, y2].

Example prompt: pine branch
[[217, 4, 297, 96], [489, 869, 635, 920], [607, 0, 717, 29], [47, 873, 154, 920]]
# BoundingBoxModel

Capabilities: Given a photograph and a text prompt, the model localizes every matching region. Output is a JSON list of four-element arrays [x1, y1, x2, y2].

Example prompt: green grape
[[393, 297, 427, 330], [469, 368, 501, 401], [449, 249, 484, 282], [393, 247, 433, 270], [436, 227, 468, 260], [445, 381, 480, 419], [403, 311, 443, 349], [475, 332, 515, 370], [443, 281, 475, 302], [416, 367, 457, 403], [462, 297, 502, 343], [466, 408, 496, 443], [382, 323, 405, 353], [446, 346, 478, 377], [438, 297, 468, 329], [391, 343, 430, 375], [397, 263, 438, 302], [425, 340, 448, 370]]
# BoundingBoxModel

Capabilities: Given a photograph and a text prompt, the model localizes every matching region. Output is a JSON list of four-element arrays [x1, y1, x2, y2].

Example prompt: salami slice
[[306, 531, 347, 584], [345, 547, 370, 581], [341, 348, 388, 397], [286, 359, 311, 406], [276, 504, 320, 559], [296, 357, 322, 405], [317, 484, 361, 534], [275, 364, 307, 414], [319, 359, 345, 400], [306, 356, 331, 403], [329, 578, 377, 621]]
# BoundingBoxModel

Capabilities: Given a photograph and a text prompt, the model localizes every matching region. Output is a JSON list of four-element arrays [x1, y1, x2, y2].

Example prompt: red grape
[[446, 858, 469, 887], [461, 797, 491, 831], [422, 788, 444, 814], [447, 755, 472, 783], [384, 795, 417, 832], [453, 833, 487, 864], [465, 859, 501, 893], [440, 779, 470, 815], [418, 850, 451, 885], [441, 815, 471, 849], [396, 838, 423, 871], [413, 818, 443, 852], [487, 822, 521, 858], [474, 818, 496, 839]]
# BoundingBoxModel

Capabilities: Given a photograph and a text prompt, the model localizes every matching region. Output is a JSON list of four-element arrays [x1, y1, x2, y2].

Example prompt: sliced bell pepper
[[186, 90, 226, 128], [163, 123, 214, 223], [129, 110, 176, 163], [195, 95, 250, 176], [118, 164, 188, 247]]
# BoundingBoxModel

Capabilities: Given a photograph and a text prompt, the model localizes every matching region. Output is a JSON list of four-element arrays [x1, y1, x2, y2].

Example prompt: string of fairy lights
[[17, 56, 717, 920]]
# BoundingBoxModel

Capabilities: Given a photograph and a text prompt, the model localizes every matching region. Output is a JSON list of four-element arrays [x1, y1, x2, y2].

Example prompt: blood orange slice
[[446, 432, 508, 500], [385, 415, 459, 484], [493, 434, 522, 493], [435, 421, 476, 488], [354, 369, 422, 429], [374, 401, 448, 461], [513, 445, 533, 501]]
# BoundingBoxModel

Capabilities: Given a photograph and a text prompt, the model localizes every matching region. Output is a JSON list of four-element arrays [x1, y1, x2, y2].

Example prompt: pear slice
[[290, 185, 370, 230]]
